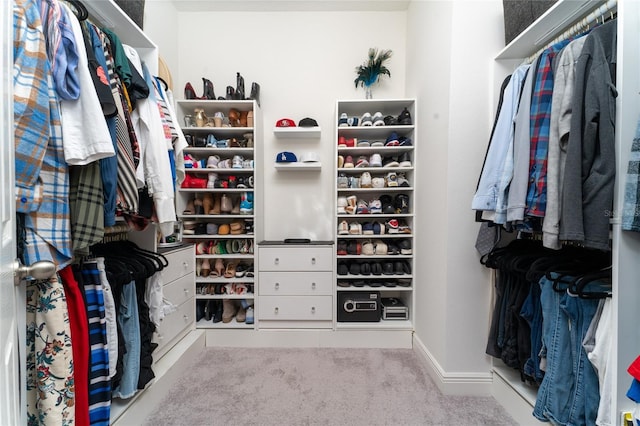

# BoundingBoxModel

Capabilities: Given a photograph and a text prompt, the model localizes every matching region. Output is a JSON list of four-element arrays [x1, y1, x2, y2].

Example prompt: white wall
[[406, 0, 504, 388], [143, 0, 180, 89], [172, 10, 407, 241]]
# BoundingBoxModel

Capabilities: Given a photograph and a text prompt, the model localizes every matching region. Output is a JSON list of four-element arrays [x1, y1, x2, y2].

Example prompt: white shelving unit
[[334, 99, 416, 331], [489, 1, 640, 424], [273, 124, 322, 171], [174, 99, 259, 330], [273, 127, 322, 138], [274, 163, 321, 171]]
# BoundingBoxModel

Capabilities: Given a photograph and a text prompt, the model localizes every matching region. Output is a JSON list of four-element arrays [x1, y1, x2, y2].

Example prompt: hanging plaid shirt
[[525, 39, 571, 217], [15, 0, 72, 269], [37, 0, 80, 100], [14, 0, 49, 215]]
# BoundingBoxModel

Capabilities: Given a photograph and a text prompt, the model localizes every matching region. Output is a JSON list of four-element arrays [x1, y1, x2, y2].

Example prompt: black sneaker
[[360, 262, 371, 276], [349, 262, 361, 275], [397, 107, 412, 125], [337, 240, 348, 255], [352, 280, 366, 287], [395, 194, 410, 214], [382, 262, 395, 275], [399, 240, 412, 255], [371, 262, 382, 275], [383, 115, 397, 126], [338, 262, 349, 275]]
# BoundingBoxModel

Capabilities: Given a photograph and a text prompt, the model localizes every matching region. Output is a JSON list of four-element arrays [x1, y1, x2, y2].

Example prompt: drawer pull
[[311, 307, 316, 314], [274, 258, 279, 265], [311, 257, 316, 265], [182, 261, 188, 269], [274, 307, 279, 314], [311, 282, 316, 290], [275, 282, 280, 290], [183, 289, 190, 295], [183, 314, 189, 322]]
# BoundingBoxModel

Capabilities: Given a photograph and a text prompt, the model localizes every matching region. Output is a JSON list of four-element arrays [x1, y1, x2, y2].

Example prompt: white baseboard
[[412, 334, 493, 396], [112, 330, 206, 425]]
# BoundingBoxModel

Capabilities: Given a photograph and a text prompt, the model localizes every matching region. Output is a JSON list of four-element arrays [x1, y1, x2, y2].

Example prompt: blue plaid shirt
[[526, 39, 571, 217], [14, 0, 72, 269]]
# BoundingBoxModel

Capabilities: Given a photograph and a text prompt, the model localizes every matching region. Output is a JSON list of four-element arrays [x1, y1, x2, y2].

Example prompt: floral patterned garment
[[26, 276, 75, 426]]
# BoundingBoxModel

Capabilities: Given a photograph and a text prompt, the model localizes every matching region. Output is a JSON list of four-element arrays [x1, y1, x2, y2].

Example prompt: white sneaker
[[338, 220, 349, 235], [232, 155, 244, 169], [337, 197, 348, 214], [369, 199, 382, 214], [372, 177, 385, 188], [369, 153, 382, 167], [360, 172, 372, 188], [349, 222, 362, 235], [207, 172, 218, 189], [386, 172, 398, 187]]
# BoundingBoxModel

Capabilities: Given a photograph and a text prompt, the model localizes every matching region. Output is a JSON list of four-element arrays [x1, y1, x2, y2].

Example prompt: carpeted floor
[[143, 347, 514, 426]]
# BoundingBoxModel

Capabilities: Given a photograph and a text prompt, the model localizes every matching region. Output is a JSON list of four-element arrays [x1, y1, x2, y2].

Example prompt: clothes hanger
[[569, 267, 612, 299], [156, 76, 169, 92], [66, 0, 88, 21]]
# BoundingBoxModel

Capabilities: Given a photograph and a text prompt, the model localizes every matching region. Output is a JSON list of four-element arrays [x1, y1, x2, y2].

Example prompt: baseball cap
[[298, 117, 318, 127], [276, 118, 296, 127], [276, 151, 298, 163], [300, 152, 319, 163]]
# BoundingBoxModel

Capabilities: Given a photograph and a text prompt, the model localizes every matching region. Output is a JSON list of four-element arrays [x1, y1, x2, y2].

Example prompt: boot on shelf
[[226, 86, 235, 100], [249, 82, 260, 107], [202, 78, 216, 100], [235, 72, 245, 100]]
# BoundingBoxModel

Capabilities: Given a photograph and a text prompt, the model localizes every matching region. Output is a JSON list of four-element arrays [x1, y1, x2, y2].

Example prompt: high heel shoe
[[184, 82, 201, 99], [201, 259, 211, 277], [203, 78, 216, 100], [249, 82, 260, 107]]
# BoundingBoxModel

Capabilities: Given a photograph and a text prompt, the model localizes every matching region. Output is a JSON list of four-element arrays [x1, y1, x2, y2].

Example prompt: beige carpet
[[143, 347, 515, 426]]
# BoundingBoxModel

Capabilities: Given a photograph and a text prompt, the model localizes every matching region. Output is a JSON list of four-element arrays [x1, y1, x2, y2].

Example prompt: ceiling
[[170, 0, 411, 12]]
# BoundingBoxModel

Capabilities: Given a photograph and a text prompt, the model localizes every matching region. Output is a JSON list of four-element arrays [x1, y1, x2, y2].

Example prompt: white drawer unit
[[259, 272, 332, 296], [259, 246, 333, 271], [154, 244, 195, 358], [257, 243, 334, 328], [259, 296, 332, 320], [161, 246, 195, 283]]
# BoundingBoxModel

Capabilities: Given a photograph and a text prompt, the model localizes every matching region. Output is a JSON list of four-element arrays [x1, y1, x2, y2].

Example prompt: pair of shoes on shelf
[[185, 78, 216, 100]]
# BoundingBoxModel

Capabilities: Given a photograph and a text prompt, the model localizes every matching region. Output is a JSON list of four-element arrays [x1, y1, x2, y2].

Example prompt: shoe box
[[381, 297, 409, 320], [337, 291, 381, 322]]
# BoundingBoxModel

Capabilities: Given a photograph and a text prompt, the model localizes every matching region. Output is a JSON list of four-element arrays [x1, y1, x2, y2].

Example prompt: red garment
[[628, 355, 640, 381], [59, 265, 90, 426]]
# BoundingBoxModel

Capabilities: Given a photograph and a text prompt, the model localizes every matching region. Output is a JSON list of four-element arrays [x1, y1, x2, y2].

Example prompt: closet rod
[[525, 0, 617, 64]]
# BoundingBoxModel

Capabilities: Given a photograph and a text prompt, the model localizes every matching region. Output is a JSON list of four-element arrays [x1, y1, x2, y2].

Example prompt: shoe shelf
[[182, 126, 254, 133], [336, 188, 413, 192], [184, 147, 254, 155], [177, 99, 258, 330], [274, 163, 322, 171], [336, 126, 414, 140], [273, 127, 321, 139], [335, 99, 416, 328], [337, 234, 412, 239]]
